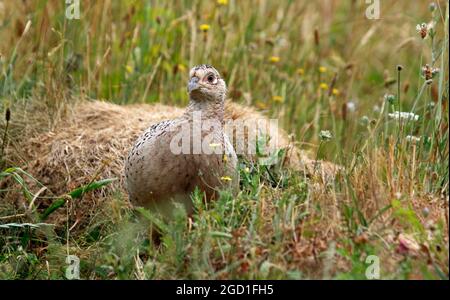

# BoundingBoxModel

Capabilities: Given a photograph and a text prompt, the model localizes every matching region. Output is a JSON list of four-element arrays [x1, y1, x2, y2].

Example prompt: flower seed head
[[416, 23, 428, 39], [429, 2, 436, 12], [319, 130, 332, 141], [5, 107, 10, 122], [384, 93, 396, 104]]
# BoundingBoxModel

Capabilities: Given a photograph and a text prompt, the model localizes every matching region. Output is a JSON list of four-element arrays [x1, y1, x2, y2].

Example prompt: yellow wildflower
[[244, 167, 250, 173], [319, 66, 327, 73], [199, 24, 210, 32], [221, 176, 232, 182], [296, 68, 305, 75], [125, 65, 133, 74], [332, 88, 340, 95], [319, 83, 329, 90], [272, 95, 283, 103], [223, 154, 228, 163], [178, 64, 186, 72], [269, 56, 280, 63], [255, 101, 268, 110], [217, 0, 228, 5]]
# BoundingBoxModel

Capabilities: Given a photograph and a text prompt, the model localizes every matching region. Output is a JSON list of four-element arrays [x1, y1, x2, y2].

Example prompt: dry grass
[[5, 99, 337, 228], [0, 0, 448, 279]]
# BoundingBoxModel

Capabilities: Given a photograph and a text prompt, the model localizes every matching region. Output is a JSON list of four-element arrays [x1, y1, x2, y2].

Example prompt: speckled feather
[[124, 65, 238, 215]]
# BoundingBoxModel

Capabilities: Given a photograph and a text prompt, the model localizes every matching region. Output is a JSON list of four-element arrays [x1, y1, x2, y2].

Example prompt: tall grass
[[0, 0, 448, 279]]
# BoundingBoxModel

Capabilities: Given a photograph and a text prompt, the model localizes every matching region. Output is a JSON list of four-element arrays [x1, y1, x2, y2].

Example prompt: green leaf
[[40, 178, 117, 220], [68, 178, 117, 199], [40, 199, 66, 221]]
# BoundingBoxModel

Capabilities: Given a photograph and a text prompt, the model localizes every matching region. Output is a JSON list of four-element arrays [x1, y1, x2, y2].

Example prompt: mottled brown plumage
[[125, 65, 238, 215]]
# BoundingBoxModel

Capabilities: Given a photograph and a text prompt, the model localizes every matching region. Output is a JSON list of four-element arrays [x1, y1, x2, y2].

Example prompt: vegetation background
[[0, 0, 448, 279]]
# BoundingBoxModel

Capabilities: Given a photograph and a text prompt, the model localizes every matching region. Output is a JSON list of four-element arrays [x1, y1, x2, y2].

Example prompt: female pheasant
[[124, 65, 238, 216]]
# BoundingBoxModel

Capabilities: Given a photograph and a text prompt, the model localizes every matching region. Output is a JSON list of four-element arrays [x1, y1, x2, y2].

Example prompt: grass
[[0, 0, 448, 279]]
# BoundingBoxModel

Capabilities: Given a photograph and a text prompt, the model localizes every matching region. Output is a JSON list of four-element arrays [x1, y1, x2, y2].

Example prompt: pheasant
[[124, 65, 238, 216]]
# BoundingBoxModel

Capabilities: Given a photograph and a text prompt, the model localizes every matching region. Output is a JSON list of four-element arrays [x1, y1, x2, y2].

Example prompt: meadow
[[0, 0, 448, 279]]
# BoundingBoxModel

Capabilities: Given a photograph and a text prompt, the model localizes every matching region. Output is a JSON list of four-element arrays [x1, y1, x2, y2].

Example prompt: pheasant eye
[[206, 75, 217, 84]]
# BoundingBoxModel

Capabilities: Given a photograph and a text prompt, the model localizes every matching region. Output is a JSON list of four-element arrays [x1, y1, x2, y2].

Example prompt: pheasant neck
[[185, 96, 225, 122]]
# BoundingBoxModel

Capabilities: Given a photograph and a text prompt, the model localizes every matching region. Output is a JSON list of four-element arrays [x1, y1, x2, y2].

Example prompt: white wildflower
[[416, 23, 428, 39], [416, 21, 436, 39], [388, 111, 419, 122], [415, 23, 426, 32], [406, 135, 421, 143], [319, 130, 333, 141], [422, 64, 440, 80], [346, 101, 356, 113]]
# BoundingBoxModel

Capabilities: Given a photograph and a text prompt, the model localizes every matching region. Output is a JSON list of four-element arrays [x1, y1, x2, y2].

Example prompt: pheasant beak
[[188, 76, 200, 93]]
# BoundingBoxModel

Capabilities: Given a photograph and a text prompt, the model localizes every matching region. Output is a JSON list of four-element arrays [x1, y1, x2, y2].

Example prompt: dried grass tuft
[[5, 100, 339, 227]]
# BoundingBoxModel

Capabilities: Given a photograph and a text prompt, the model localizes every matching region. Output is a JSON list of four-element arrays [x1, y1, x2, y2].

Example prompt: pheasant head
[[187, 64, 227, 103]]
